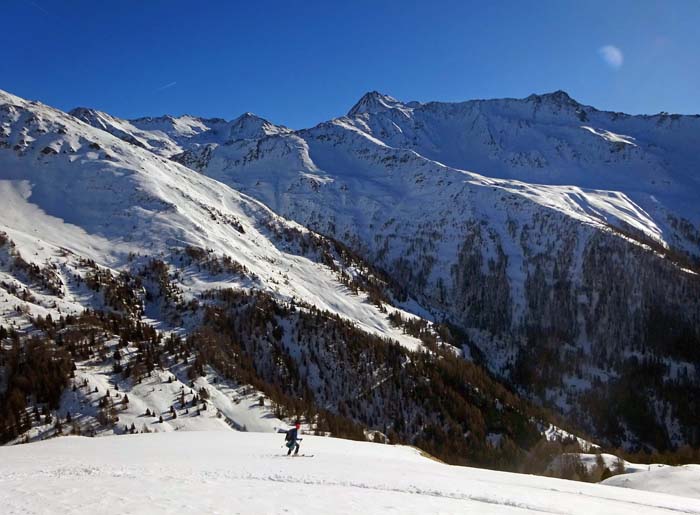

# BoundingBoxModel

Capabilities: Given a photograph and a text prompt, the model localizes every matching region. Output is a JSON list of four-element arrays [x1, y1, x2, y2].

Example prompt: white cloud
[[599, 45, 624, 69]]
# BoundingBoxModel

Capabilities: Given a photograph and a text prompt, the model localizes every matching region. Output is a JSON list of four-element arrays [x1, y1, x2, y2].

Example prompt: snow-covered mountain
[[2, 89, 415, 344], [151, 90, 700, 451], [69, 107, 291, 158], [0, 89, 558, 469], [342, 90, 700, 254], [2, 87, 699, 460]]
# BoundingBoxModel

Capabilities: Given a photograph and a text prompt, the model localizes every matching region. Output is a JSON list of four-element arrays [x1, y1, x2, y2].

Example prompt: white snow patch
[[1, 432, 699, 514]]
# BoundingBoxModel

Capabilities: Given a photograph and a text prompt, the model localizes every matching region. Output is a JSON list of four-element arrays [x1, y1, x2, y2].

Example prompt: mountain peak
[[228, 112, 289, 141], [526, 90, 580, 107], [347, 91, 405, 117], [69, 106, 99, 117], [69, 106, 121, 131], [232, 112, 267, 123]]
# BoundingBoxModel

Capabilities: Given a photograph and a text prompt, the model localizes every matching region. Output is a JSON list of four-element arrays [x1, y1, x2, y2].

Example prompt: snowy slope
[[0, 88, 423, 349], [345, 92, 700, 222], [604, 465, 700, 500], [2, 431, 699, 515], [69, 107, 187, 157], [343, 91, 700, 258]]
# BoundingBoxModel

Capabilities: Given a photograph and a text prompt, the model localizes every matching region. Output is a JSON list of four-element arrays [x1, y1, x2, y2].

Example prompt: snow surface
[[604, 465, 700, 500], [1, 432, 700, 515]]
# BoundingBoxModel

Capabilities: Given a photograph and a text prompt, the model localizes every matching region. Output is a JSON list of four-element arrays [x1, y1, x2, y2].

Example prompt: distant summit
[[526, 90, 581, 107], [347, 91, 407, 117], [228, 112, 291, 141]]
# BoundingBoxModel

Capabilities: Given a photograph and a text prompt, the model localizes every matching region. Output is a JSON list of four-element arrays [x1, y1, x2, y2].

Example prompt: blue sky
[[2, 0, 699, 128]]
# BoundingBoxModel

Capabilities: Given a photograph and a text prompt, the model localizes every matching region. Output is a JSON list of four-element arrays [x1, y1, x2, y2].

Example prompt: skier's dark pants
[[287, 441, 300, 455]]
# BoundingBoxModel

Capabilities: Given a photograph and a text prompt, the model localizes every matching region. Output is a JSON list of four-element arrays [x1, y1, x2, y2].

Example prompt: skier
[[285, 421, 302, 456]]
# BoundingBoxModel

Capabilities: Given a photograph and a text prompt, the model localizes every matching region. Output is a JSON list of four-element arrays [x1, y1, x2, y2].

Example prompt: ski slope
[[1, 432, 699, 515]]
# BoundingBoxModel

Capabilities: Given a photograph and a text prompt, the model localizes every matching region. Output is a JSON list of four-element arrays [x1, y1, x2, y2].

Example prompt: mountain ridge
[[2, 87, 574, 470], [2, 87, 700, 455], [128, 87, 700, 451]]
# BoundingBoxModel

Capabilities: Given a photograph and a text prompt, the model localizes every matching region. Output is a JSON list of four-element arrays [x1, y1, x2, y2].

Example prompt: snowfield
[[1, 432, 700, 515], [603, 465, 700, 501]]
